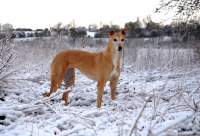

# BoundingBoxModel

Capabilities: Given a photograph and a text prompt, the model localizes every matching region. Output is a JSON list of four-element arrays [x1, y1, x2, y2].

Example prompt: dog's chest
[[110, 52, 119, 78]]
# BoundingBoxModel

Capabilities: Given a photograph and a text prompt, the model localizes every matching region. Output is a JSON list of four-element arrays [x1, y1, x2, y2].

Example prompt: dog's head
[[106, 27, 130, 51]]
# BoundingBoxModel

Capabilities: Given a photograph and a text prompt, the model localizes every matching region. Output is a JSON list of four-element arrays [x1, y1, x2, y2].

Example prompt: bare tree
[[53, 22, 63, 36], [111, 25, 120, 32], [125, 17, 142, 38], [95, 25, 110, 38], [99, 21, 103, 29], [1, 23, 13, 36], [63, 24, 71, 31], [70, 19, 77, 29], [2, 23, 13, 31], [156, 0, 200, 21], [88, 23, 97, 32], [68, 20, 79, 42]]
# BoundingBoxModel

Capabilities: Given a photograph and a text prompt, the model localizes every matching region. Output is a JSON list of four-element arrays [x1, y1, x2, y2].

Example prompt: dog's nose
[[118, 46, 122, 51]]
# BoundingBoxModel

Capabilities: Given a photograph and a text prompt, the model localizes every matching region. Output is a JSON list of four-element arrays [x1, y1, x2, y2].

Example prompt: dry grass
[[13, 36, 197, 74]]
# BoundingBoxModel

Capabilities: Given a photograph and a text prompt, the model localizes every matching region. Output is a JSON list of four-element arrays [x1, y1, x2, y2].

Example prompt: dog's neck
[[103, 40, 121, 64]]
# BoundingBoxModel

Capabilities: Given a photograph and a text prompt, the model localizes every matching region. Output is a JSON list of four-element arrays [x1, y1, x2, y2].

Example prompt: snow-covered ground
[[1, 66, 200, 136], [1, 38, 200, 136]]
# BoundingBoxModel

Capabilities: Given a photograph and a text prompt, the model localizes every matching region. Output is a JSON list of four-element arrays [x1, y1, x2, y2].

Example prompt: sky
[[0, 0, 172, 29]]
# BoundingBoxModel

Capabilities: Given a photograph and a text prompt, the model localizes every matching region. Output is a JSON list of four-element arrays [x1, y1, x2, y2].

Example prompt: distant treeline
[[0, 17, 200, 42]]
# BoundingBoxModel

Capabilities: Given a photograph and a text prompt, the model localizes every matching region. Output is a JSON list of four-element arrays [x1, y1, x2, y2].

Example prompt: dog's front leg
[[110, 76, 119, 100], [97, 79, 106, 108]]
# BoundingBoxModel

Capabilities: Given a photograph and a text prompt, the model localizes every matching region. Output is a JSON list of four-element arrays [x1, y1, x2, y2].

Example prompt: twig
[[180, 92, 196, 111], [151, 99, 176, 129], [110, 112, 132, 126], [121, 100, 128, 136], [44, 86, 72, 102], [0, 116, 31, 134], [153, 112, 200, 136], [67, 128, 86, 136], [128, 96, 151, 136], [77, 117, 97, 135], [24, 79, 57, 113]]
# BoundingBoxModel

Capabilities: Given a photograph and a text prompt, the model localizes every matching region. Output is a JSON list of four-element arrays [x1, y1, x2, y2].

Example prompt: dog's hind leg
[[44, 72, 63, 97], [44, 64, 66, 97], [63, 68, 75, 88], [62, 68, 75, 106]]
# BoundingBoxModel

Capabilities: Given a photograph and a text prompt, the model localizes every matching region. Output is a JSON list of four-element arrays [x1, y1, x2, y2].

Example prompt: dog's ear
[[121, 27, 130, 35], [106, 30, 115, 36]]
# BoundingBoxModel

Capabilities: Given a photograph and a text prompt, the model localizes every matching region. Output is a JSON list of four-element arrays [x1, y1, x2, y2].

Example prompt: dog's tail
[[45, 52, 69, 97]]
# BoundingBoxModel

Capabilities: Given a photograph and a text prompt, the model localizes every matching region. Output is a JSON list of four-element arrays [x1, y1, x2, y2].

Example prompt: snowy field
[[1, 37, 200, 136]]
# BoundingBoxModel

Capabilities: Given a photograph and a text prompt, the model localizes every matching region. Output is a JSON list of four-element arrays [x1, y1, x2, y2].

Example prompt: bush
[[0, 34, 17, 99]]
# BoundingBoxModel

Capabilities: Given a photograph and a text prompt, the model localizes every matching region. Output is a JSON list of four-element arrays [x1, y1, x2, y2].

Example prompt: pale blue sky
[[0, 0, 172, 29]]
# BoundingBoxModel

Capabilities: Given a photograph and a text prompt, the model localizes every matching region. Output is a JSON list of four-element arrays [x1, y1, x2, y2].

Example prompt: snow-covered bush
[[0, 34, 26, 130], [0, 34, 18, 100]]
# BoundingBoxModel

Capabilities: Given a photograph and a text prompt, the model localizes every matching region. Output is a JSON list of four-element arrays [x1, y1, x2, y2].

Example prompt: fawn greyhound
[[44, 27, 130, 108]]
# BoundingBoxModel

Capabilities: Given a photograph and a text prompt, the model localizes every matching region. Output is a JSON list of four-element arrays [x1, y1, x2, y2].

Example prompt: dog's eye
[[113, 39, 117, 42], [121, 39, 124, 42]]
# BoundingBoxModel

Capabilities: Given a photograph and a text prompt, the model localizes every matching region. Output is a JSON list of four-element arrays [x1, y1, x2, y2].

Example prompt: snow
[[86, 31, 96, 37], [1, 66, 200, 136], [162, 36, 172, 42], [1, 38, 200, 136]]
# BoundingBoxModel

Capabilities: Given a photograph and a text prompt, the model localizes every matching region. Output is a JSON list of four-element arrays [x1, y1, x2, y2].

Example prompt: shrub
[[0, 33, 17, 99]]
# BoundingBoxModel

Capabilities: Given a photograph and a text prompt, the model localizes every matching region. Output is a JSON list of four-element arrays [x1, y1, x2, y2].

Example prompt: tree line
[[0, 15, 200, 42]]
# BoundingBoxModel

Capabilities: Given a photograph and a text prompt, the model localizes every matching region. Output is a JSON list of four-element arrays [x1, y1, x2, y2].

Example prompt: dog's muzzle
[[118, 46, 122, 51]]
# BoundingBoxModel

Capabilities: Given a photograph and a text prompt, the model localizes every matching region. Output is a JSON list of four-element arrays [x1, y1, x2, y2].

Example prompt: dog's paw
[[43, 93, 50, 97]]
